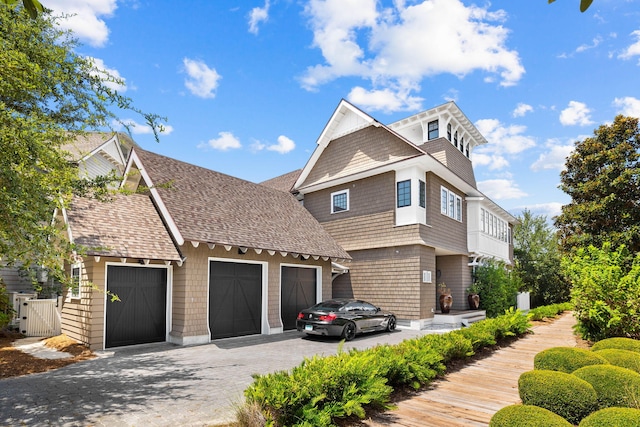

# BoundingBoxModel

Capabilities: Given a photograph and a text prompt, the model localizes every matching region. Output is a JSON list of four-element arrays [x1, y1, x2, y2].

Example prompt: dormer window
[[427, 120, 439, 140]]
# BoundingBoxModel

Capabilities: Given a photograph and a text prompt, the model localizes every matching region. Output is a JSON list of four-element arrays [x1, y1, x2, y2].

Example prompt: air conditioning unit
[[8, 292, 37, 327]]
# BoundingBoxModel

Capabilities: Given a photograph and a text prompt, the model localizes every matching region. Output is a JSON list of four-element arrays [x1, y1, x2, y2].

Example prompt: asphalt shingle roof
[[260, 169, 302, 194], [67, 193, 182, 261], [135, 149, 350, 260]]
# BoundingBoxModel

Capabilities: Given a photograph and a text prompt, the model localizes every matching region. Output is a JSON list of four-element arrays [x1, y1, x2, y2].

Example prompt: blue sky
[[46, 0, 640, 220]]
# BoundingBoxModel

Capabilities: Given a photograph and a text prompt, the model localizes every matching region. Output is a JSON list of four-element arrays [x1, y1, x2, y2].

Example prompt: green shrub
[[518, 370, 598, 424], [533, 347, 608, 373], [595, 349, 640, 374], [0, 278, 15, 329], [562, 244, 640, 341], [579, 407, 640, 427], [573, 364, 640, 409], [591, 337, 640, 353], [490, 405, 572, 427], [473, 259, 520, 318], [527, 303, 573, 321], [243, 309, 532, 426]]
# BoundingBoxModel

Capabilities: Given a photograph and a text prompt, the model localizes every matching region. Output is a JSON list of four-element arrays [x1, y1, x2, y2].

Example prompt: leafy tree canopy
[[514, 209, 569, 306], [555, 115, 640, 254], [0, 5, 164, 279]]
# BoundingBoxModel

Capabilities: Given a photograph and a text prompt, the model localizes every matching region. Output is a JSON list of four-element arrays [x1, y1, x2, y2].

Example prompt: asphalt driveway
[[0, 327, 433, 426]]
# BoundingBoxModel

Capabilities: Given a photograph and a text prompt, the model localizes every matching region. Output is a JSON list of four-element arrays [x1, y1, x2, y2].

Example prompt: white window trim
[[331, 189, 349, 214], [68, 263, 81, 299], [440, 186, 463, 222]]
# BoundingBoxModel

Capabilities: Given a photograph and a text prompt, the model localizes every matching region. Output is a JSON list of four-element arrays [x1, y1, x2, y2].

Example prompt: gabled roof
[[65, 194, 182, 262], [125, 149, 350, 260], [260, 169, 302, 194], [61, 132, 131, 166]]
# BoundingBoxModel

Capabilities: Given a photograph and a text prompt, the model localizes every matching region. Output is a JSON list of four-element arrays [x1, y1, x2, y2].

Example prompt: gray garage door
[[209, 261, 262, 339], [281, 266, 317, 330], [105, 265, 167, 348]]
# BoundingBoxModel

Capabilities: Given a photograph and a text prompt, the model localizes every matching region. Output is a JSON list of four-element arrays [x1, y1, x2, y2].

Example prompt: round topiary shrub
[[591, 337, 640, 353], [533, 346, 608, 373], [573, 364, 640, 409], [518, 370, 598, 424], [490, 404, 572, 427], [595, 348, 640, 374], [579, 407, 640, 427]]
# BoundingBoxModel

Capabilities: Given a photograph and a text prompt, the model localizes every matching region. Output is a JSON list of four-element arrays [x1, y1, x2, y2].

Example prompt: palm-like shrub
[[490, 405, 572, 427], [591, 337, 640, 353], [533, 347, 608, 373], [518, 370, 598, 424], [573, 365, 640, 409], [578, 407, 640, 426]]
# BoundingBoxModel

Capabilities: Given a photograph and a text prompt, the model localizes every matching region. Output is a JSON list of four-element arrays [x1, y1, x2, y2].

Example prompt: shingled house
[[267, 99, 516, 329], [61, 148, 349, 350]]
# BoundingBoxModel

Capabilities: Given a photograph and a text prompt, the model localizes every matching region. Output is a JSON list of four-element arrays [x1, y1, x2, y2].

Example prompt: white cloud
[[347, 86, 423, 113], [619, 30, 640, 63], [183, 58, 222, 99], [613, 96, 640, 118], [45, 0, 117, 47], [471, 152, 509, 170], [248, 0, 270, 34], [530, 139, 574, 171], [576, 36, 602, 53], [477, 178, 527, 200], [301, 0, 524, 113], [86, 57, 126, 92], [113, 119, 173, 135], [512, 103, 533, 118], [513, 202, 564, 220], [198, 132, 241, 151], [267, 135, 296, 154], [559, 101, 594, 126], [474, 119, 536, 155]]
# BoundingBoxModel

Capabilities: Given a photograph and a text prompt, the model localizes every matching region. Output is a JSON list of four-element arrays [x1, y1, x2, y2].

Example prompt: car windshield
[[312, 301, 347, 311]]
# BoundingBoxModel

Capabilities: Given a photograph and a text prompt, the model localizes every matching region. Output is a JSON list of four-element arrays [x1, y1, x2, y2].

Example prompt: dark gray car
[[296, 298, 396, 341]]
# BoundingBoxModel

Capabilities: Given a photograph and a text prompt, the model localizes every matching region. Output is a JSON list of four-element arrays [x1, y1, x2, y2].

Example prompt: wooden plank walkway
[[362, 313, 578, 427]]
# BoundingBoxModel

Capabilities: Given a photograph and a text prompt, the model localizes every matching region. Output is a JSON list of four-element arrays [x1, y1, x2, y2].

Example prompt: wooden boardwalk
[[363, 313, 578, 427]]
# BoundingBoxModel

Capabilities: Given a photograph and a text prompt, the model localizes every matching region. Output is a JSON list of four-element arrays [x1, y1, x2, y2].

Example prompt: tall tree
[[548, 0, 594, 13], [513, 209, 569, 306], [0, 6, 164, 278], [555, 116, 640, 254]]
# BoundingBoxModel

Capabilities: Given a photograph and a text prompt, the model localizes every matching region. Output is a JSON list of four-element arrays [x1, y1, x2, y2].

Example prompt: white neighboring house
[[1, 132, 136, 295]]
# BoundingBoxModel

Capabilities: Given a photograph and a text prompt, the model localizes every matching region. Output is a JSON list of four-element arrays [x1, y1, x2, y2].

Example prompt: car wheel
[[386, 315, 396, 332], [342, 322, 356, 341]]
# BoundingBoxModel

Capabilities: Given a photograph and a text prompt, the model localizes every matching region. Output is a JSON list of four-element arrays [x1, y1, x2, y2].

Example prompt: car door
[[361, 302, 383, 330], [344, 301, 365, 330]]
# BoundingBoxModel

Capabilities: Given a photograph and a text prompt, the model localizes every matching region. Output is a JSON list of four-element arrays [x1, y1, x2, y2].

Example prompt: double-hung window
[[397, 180, 411, 208], [427, 120, 439, 140], [440, 186, 462, 222], [419, 180, 426, 208], [69, 264, 81, 299], [331, 189, 349, 213]]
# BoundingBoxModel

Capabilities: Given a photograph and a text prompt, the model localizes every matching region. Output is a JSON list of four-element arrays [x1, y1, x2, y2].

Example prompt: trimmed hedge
[[591, 337, 640, 353], [533, 347, 608, 373], [244, 308, 531, 426], [527, 303, 573, 321], [489, 405, 572, 427], [573, 364, 640, 409], [518, 370, 598, 424], [595, 348, 640, 374], [579, 407, 640, 427]]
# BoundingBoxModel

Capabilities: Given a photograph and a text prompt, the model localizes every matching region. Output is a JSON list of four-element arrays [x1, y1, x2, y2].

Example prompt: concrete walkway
[[0, 314, 577, 427]]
